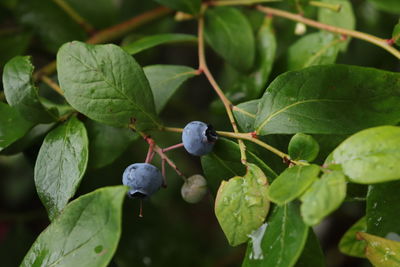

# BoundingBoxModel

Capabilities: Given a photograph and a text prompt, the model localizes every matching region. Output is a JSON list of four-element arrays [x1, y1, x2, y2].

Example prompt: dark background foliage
[[0, 0, 399, 266]]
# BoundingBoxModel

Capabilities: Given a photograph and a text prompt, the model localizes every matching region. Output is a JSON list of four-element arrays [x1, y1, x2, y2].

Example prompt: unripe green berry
[[181, 175, 208, 204]]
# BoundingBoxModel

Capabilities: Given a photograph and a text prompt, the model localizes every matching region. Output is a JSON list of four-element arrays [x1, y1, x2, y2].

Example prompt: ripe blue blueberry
[[122, 163, 163, 199], [182, 121, 218, 156]]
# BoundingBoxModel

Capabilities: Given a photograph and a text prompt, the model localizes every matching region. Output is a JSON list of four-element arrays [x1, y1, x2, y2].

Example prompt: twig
[[131, 126, 187, 181], [34, 7, 172, 79], [197, 13, 248, 165], [207, 0, 280, 6], [162, 143, 184, 152], [309, 1, 341, 12], [52, 0, 95, 33], [162, 127, 308, 166], [41, 75, 64, 96], [256, 5, 400, 59]]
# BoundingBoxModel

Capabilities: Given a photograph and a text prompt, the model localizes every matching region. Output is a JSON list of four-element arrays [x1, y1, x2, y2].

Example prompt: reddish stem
[[145, 139, 155, 163], [161, 159, 167, 188], [162, 143, 184, 152]]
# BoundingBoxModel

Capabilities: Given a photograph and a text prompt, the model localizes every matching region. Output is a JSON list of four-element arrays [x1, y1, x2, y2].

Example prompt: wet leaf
[[215, 163, 270, 246], [242, 203, 309, 267], [332, 126, 400, 184], [357, 232, 400, 267], [339, 216, 367, 258], [34, 116, 89, 220]]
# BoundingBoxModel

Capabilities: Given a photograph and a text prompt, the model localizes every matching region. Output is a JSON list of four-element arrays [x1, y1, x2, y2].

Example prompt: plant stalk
[[256, 5, 400, 59]]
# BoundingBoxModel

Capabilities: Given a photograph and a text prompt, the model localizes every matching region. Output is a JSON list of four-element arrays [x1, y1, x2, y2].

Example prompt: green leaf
[[339, 216, 367, 258], [123, 33, 197, 55], [254, 65, 400, 135], [252, 17, 276, 92], [219, 16, 276, 102], [357, 232, 400, 267], [153, 0, 201, 14], [288, 133, 320, 162], [287, 32, 341, 70], [16, 0, 86, 53], [242, 203, 309, 267], [366, 181, 400, 238], [20, 186, 127, 267], [0, 32, 31, 67], [392, 20, 400, 46], [215, 163, 270, 246], [295, 230, 325, 267], [300, 170, 346, 226], [205, 7, 255, 72], [64, 0, 118, 28], [318, 0, 354, 51], [57, 41, 160, 130], [86, 120, 139, 169], [0, 102, 35, 151], [201, 138, 276, 194], [3, 56, 56, 123], [366, 0, 400, 14], [318, 0, 355, 29], [268, 165, 320, 205], [1, 123, 55, 155], [233, 99, 258, 132], [332, 126, 400, 184], [34, 116, 89, 220], [143, 64, 197, 113]]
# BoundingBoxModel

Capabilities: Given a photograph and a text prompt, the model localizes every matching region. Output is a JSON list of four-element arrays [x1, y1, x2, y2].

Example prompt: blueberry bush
[[0, 0, 400, 266]]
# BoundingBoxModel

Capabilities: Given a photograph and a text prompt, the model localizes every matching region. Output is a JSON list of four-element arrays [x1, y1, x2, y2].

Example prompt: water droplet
[[245, 195, 262, 207], [248, 223, 268, 260], [223, 196, 230, 205]]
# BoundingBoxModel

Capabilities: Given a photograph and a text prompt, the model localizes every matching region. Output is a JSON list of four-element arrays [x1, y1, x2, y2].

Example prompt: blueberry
[[181, 174, 208, 204], [122, 163, 163, 199], [182, 121, 218, 156]]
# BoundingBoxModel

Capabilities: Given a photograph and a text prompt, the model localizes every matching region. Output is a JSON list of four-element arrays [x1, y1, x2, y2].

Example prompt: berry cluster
[[122, 121, 217, 215]]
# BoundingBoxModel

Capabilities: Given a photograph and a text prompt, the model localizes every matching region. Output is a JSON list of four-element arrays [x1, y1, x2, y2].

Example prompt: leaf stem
[[309, 1, 342, 12], [52, 0, 95, 33], [34, 7, 172, 80], [162, 127, 308, 166], [41, 75, 64, 96], [130, 125, 187, 181], [197, 13, 248, 165], [256, 5, 400, 59], [207, 0, 280, 6]]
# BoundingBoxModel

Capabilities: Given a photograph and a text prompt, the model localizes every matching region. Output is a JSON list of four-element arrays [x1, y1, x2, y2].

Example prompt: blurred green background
[[0, 0, 399, 266]]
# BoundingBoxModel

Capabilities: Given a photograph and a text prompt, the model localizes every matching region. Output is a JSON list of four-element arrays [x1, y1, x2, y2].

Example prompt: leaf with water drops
[[357, 232, 400, 267], [366, 180, 400, 238], [215, 163, 270, 246], [339, 216, 367, 258], [332, 126, 400, 184], [242, 203, 309, 267]]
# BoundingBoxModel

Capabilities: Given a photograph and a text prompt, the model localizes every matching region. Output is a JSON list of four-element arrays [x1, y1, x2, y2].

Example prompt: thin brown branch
[[256, 5, 400, 60]]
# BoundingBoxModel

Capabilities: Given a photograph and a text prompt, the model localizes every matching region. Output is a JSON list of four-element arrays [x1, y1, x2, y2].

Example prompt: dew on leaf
[[248, 223, 268, 260]]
